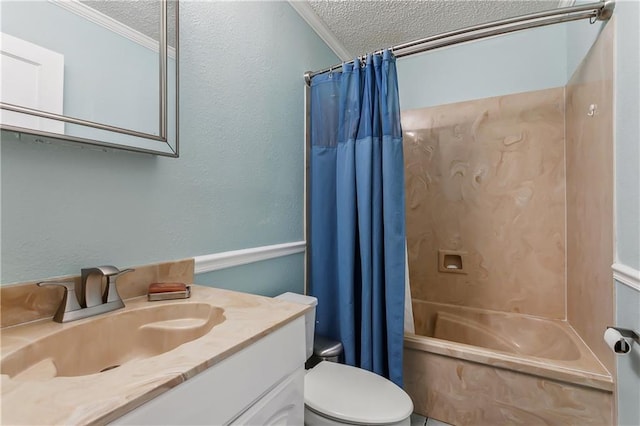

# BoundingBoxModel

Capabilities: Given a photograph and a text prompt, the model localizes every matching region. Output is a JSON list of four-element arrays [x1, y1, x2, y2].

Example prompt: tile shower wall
[[402, 87, 566, 318], [565, 21, 614, 374], [404, 346, 612, 425]]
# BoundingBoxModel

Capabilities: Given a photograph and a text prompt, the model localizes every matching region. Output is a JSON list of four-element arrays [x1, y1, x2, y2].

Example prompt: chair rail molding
[[194, 241, 306, 275], [612, 263, 640, 292]]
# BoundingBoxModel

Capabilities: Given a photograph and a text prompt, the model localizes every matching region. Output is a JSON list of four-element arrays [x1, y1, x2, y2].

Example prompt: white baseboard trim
[[194, 241, 306, 275], [612, 263, 640, 292]]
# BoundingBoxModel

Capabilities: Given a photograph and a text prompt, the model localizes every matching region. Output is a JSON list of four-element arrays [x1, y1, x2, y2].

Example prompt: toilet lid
[[304, 361, 413, 425]]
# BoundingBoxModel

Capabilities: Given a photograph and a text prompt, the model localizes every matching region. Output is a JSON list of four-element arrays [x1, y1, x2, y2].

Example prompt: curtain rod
[[304, 0, 614, 85]]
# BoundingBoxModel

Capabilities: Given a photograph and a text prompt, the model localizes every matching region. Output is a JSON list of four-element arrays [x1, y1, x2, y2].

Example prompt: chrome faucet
[[38, 266, 134, 323]]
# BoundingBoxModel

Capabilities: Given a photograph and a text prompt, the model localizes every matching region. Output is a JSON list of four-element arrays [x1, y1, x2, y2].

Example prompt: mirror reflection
[[0, 0, 178, 156]]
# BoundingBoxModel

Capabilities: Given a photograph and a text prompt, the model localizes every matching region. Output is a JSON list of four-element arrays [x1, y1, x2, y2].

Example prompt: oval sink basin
[[1, 303, 225, 380]]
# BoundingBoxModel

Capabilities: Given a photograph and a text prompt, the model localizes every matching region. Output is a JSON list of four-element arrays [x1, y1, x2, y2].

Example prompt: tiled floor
[[410, 413, 452, 426]]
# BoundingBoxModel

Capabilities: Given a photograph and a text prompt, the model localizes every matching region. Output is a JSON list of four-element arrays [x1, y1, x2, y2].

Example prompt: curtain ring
[[589, 14, 597, 24], [328, 66, 333, 78]]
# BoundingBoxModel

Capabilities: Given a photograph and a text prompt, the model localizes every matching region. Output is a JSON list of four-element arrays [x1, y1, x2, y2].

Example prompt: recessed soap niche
[[438, 249, 467, 274]]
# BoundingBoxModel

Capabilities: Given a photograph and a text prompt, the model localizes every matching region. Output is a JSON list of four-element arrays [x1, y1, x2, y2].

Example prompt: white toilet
[[276, 292, 413, 426]]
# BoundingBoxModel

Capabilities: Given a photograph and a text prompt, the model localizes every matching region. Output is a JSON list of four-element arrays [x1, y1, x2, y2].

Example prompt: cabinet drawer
[[231, 368, 304, 425]]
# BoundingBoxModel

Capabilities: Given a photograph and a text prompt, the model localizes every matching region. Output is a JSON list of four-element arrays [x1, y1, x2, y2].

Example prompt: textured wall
[[616, 281, 640, 426], [1, 2, 338, 291], [196, 253, 304, 298], [402, 87, 566, 318], [396, 24, 567, 111], [565, 21, 614, 374], [612, 1, 640, 425], [613, 3, 640, 271], [565, 14, 606, 82]]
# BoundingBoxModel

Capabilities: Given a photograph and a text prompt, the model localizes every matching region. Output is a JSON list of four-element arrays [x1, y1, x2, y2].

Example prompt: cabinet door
[[112, 318, 305, 425], [231, 368, 304, 426]]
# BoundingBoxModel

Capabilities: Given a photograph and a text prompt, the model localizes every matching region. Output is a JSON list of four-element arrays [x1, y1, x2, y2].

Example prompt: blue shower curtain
[[309, 50, 406, 386]]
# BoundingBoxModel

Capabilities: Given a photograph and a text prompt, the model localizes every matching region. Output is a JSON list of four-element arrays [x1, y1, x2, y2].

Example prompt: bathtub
[[404, 300, 614, 425]]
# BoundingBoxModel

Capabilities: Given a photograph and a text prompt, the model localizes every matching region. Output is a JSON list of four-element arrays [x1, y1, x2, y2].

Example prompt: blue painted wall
[[616, 281, 640, 425], [1, 2, 338, 298], [396, 24, 568, 110], [565, 0, 609, 81], [613, 0, 640, 271], [198, 253, 305, 297], [612, 1, 640, 425]]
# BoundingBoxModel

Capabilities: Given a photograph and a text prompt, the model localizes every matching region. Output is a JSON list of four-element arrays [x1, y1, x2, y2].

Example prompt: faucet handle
[[37, 280, 74, 290], [37, 281, 82, 323], [102, 268, 134, 304]]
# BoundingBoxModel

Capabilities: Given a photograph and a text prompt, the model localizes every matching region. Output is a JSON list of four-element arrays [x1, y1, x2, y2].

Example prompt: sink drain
[[100, 365, 120, 373]]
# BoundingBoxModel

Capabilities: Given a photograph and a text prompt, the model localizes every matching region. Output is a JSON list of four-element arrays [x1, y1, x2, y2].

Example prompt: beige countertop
[[0, 285, 309, 425]]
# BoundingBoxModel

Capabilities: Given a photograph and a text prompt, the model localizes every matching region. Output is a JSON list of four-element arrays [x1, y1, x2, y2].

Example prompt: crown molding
[[287, 1, 352, 61], [49, 0, 176, 59], [613, 263, 640, 292]]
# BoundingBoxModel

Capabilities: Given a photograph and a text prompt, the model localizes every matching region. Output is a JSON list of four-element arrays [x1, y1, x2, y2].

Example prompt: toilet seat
[[304, 361, 413, 425]]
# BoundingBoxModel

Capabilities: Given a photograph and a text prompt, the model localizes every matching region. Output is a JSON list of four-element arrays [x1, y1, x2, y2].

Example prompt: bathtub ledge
[[404, 333, 613, 392]]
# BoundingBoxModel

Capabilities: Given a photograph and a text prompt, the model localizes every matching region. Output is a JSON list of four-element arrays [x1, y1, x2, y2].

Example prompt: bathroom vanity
[[0, 285, 309, 425], [114, 316, 306, 425]]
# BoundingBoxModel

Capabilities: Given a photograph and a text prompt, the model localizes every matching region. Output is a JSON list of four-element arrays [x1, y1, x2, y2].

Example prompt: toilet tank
[[275, 292, 317, 359]]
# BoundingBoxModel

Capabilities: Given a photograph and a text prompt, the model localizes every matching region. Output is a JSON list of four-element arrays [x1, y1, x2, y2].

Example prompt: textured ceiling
[[80, 0, 177, 45], [306, 0, 563, 57], [82, 1, 564, 58]]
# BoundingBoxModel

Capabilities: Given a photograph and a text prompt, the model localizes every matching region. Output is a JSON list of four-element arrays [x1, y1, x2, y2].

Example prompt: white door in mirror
[[0, 32, 64, 133]]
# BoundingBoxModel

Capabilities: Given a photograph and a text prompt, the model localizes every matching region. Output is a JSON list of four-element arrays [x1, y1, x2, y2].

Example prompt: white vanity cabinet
[[113, 317, 306, 425]]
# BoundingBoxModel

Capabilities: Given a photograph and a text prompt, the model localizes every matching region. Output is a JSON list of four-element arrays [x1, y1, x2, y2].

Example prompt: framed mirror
[[0, 0, 179, 157]]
